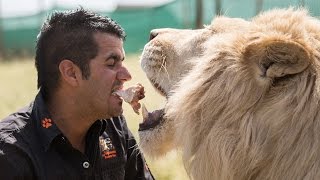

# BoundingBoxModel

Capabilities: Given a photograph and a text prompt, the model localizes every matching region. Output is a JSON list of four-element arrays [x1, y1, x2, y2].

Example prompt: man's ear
[[59, 60, 82, 86]]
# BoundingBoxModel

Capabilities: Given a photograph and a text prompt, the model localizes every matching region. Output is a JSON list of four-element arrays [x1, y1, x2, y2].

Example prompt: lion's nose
[[149, 30, 159, 41]]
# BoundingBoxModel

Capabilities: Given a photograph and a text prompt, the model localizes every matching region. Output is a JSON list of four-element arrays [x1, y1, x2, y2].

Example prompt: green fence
[[0, 0, 319, 56]]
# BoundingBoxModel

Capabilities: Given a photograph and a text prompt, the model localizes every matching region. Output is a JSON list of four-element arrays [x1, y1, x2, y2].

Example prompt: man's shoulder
[[0, 134, 35, 179], [0, 105, 33, 144]]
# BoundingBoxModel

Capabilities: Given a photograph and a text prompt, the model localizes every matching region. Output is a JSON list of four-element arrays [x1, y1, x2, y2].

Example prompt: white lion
[[138, 8, 320, 180]]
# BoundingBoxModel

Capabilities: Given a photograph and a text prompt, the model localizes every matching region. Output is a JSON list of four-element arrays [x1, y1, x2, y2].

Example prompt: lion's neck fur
[[166, 57, 320, 179]]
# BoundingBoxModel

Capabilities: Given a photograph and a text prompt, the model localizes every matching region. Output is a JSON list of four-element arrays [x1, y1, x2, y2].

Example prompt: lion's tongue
[[139, 104, 164, 130]]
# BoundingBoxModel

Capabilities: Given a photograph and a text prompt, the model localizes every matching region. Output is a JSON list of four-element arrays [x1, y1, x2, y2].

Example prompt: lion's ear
[[244, 39, 311, 78]]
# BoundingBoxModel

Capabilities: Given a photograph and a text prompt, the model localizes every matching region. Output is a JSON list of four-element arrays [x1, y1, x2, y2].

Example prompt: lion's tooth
[[141, 103, 149, 121]]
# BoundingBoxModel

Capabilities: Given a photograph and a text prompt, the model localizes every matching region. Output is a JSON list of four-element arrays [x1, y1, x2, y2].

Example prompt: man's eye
[[106, 59, 116, 67]]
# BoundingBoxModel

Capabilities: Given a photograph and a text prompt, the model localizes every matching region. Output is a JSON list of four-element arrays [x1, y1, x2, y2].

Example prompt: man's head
[[35, 8, 126, 100]]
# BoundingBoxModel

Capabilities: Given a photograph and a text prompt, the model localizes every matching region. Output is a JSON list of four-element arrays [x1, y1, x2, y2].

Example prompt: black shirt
[[0, 92, 154, 180]]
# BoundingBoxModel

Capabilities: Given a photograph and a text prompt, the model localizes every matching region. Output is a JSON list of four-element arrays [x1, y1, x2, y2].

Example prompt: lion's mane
[[140, 8, 320, 180]]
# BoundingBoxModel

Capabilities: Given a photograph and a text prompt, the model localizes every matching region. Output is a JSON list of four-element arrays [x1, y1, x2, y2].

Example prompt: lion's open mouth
[[139, 78, 167, 130]]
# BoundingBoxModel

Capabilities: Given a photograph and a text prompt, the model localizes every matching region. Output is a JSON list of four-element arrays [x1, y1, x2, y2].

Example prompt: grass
[[0, 55, 188, 180]]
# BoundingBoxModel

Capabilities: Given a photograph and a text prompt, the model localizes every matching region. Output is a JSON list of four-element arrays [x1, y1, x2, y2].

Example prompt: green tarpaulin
[[0, 0, 319, 55]]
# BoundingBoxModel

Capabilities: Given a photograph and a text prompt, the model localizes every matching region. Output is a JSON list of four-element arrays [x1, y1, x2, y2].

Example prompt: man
[[0, 8, 154, 180]]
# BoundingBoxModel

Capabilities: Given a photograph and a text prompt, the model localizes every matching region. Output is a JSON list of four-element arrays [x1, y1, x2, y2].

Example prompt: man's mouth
[[111, 93, 122, 99], [111, 85, 124, 98]]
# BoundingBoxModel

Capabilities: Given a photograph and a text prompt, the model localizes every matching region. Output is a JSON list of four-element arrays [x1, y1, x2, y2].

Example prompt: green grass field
[[0, 55, 188, 180]]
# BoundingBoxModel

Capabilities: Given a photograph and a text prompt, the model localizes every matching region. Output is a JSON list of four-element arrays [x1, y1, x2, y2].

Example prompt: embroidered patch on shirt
[[100, 137, 117, 159], [41, 118, 52, 128]]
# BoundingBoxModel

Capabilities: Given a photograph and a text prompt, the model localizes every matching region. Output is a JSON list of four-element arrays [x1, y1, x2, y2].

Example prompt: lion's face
[[140, 17, 250, 97], [140, 28, 210, 97], [141, 10, 318, 101]]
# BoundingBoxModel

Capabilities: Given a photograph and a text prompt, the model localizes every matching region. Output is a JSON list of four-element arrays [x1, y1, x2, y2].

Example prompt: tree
[[255, 0, 264, 15], [195, 0, 203, 29], [215, 0, 222, 15], [0, 0, 4, 59]]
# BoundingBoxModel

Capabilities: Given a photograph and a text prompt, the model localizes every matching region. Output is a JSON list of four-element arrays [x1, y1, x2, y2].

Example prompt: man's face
[[79, 32, 131, 119]]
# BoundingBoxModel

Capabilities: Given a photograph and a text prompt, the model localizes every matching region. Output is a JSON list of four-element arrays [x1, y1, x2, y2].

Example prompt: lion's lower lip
[[139, 108, 165, 131]]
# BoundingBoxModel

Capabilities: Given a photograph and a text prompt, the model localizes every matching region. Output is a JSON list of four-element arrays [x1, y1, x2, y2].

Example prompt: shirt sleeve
[[0, 142, 35, 180], [119, 116, 155, 180]]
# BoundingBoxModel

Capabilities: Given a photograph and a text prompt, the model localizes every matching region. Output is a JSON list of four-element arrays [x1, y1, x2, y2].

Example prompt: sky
[[0, 0, 174, 18]]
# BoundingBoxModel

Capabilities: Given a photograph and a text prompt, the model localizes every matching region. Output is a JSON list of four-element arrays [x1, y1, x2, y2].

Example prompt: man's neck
[[47, 93, 95, 153]]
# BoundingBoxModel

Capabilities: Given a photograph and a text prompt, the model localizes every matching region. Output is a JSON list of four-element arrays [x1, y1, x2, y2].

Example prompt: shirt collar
[[31, 90, 62, 151], [31, 90, 108, 151]]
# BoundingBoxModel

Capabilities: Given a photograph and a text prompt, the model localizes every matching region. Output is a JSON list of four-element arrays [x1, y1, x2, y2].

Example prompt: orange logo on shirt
[[42, 118, 52, 128], [100, 137, 117, 159], [102, 150, 117, 159]]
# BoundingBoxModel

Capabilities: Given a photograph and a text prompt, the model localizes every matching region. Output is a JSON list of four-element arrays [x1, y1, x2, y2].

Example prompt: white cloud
[[0, 0, 175, 18]]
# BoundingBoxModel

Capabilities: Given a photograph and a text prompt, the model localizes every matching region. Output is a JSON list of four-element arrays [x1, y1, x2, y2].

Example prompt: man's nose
[[118, 66, 132, 82]]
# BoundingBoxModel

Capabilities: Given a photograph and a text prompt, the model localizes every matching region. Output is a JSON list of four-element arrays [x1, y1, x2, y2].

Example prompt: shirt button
[[83, 161, 90, 169]]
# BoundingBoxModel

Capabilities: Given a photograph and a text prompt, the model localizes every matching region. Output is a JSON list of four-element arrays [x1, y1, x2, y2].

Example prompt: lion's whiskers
[[157, 54, 171, 83]]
